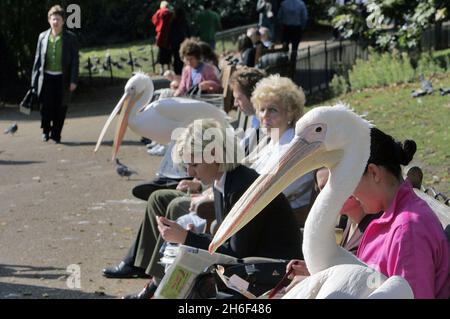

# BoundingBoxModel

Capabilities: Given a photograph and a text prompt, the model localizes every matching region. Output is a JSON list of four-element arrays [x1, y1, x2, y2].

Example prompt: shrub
[[330, 74, 349, 96], [343, 49, 448, 92]]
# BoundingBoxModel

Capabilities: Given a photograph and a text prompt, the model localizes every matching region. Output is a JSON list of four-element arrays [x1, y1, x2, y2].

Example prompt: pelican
[[94, 72, 230, 160], [209, 104, 414, 299]]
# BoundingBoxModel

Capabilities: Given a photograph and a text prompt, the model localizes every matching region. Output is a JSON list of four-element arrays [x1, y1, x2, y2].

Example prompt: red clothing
[[152, 8, 173, 48]]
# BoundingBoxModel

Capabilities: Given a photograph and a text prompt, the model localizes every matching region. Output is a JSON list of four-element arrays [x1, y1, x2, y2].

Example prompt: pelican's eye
[[303, 123, 327, 143]]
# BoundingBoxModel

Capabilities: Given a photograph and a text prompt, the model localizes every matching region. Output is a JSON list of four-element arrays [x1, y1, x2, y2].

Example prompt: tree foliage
[[0, 0, 332, 99], [0, 0, 259, 92], [330, 0, 450, 52]]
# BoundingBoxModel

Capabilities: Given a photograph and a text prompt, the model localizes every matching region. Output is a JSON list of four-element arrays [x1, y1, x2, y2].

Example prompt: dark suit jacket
[[185, 165, 302, 260], [31, 28, 79, 104]]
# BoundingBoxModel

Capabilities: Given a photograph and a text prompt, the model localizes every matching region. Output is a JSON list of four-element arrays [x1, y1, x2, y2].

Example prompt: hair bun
[[399, 140, 417, 165]]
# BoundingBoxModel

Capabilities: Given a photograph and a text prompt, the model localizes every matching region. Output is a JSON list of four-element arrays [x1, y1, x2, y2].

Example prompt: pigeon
[[419, 75, 433, 94], [411, 75, 433, 98], [111, 61, 123, 69], [439, 87, 450, 96], [115, 158, 138, 179], [411, 90, 427, 98], [4, 123, 18, 135]]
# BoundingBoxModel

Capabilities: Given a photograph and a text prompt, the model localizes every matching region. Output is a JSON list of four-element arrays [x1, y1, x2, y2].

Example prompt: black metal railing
[[292, 21, 450, 95], [79, 21, 449, 89]]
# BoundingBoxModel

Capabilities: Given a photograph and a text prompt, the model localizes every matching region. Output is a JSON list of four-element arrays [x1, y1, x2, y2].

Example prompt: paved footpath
[[0, 82, 169, 299]]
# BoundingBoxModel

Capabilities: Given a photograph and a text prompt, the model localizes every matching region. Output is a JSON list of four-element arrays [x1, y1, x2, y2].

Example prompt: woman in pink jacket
[[354, 128, 449, 299], [174, 39, 222, 97]]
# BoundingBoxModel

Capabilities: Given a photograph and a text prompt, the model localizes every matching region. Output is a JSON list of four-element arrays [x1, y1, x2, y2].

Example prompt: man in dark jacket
[[31, 5, 79, 143]]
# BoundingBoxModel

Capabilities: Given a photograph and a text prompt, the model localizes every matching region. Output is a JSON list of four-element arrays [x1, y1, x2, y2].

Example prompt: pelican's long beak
[[94, 91, 143, 161], [209, 137, 343, 254]]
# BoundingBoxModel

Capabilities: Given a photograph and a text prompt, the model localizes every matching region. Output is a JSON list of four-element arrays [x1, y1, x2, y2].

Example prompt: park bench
[[414, 189, 450, 241], [423, 186, 450, 206], [256, 45, 292, 78], [188, 64, 236, 113]]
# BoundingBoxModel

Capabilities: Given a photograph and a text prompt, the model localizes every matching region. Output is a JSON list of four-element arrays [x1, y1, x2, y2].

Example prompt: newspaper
[[154, 245, 238, 299], [215, 265, 257, 299], [155, 244, 287, 299]]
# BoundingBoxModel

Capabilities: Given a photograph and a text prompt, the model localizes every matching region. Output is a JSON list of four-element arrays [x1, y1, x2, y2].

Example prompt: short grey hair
[[173, 119, 244, 172]]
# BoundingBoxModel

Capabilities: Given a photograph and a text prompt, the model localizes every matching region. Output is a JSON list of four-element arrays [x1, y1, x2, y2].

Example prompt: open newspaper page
[[154, 245, 238, 299]]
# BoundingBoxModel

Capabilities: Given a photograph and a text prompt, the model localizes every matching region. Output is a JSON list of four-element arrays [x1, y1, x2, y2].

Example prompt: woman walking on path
[[31, 5, 79, 144]]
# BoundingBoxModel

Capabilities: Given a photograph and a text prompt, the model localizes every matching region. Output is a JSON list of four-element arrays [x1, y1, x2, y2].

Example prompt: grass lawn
[[79, 39, 237, 79], [309, 72, 450, 194]]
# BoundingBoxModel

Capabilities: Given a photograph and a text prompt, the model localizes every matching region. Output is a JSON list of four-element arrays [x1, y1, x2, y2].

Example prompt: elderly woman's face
[[258, 99, 290, 137]]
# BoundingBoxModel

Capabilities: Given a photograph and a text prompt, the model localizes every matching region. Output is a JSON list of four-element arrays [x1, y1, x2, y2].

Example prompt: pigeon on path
[[4, 123, 18, 135], [115, 158, 138, 180]]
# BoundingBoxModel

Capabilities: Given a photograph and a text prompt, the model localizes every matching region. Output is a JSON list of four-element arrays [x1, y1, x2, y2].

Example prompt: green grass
[[310, 72, 450, 194], [79, 39, 237, 79], [79, 40, 158, 79]]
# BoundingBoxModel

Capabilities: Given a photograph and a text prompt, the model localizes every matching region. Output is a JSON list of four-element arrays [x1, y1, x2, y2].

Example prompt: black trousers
[[281, 25, 303, 72], [40, 73, 67, 140]]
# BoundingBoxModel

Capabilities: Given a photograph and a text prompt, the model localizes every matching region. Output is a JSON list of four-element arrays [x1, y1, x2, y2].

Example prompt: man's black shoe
[[140, 137, 152, 145], [102, 261, 149, 278], [50, 136, 61, 144], [122, 281, 157, 299]]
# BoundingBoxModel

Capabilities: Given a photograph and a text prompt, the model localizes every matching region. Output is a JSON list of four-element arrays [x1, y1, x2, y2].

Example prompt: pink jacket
[[176, 63, 222, 96], [357, 181, 450, 299]]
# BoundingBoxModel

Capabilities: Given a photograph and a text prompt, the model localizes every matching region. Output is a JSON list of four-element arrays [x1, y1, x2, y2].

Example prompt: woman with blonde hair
[[249, 74, 314, 225], [121, 118, 302, 298]]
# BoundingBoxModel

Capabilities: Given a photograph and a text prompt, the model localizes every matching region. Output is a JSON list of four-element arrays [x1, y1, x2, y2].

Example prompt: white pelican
[[209, 104, 414, 299], [94, 72, 230, 160]]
